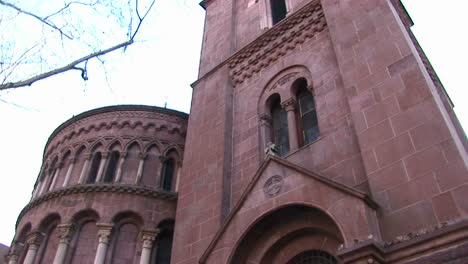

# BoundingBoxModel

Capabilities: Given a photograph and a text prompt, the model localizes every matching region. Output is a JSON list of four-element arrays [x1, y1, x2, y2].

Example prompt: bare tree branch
[[0, 40, 132, 90], [0, 0, 73, 40], [0, 0, 157, 91]]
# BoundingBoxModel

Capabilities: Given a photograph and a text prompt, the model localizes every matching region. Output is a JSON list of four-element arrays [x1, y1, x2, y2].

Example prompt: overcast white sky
[[0, 0, 466, 246]]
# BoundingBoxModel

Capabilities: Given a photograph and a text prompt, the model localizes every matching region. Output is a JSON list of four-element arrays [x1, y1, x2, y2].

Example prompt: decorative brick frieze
[[228, 1, 326, 86], [18, 184, 177, 220]]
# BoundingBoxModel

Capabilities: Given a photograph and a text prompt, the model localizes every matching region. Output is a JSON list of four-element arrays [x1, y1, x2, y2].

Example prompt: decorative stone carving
[[228, 1, 326, 86], [281, 98, 296, 112], [141, 229, 160, 249], [26, 231, 43, 249], [57, 224, 75, 244], [263, 175, 284, 198], [96, 224, 113, 244], [259, 113, 272, 126], [269, 72, 299, 91]]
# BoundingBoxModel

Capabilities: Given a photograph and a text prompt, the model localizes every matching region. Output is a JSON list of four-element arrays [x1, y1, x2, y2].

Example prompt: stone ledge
[[17, 184, 177, 227]]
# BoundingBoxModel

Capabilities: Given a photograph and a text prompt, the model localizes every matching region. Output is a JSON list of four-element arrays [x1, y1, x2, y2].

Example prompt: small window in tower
[[103, 151, 120, 183], [161, 158, 175, 191], [271, 97, 290, 156], [87, 152, 102, 183], [270, 0, 287, 25]]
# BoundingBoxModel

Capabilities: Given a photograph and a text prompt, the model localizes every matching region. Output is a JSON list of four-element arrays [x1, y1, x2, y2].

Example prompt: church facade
[[6, 0, 468, 263]]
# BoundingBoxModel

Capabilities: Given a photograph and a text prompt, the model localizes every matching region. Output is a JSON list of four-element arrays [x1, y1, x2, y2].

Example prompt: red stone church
[[6, 0, 468, 263]]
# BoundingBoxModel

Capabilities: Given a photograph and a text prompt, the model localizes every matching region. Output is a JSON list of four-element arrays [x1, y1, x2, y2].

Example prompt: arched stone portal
[[230, 205, 343, 264]]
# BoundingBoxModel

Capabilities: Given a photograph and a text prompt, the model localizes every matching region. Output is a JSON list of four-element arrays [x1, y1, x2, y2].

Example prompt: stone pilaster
[[139, 229, 159, 264], [135, 153, 147, 184], [53, 224, 75, 264], [93, 223, 113, 264], [78, 154, 92, 184], [281, 98, 299, 150], [62, 158, 76, 187], [23, 231, 44, 264]]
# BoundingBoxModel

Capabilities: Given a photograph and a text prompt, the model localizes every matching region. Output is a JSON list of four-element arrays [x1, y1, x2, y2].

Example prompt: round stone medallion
[[263, 175, 284, 198]]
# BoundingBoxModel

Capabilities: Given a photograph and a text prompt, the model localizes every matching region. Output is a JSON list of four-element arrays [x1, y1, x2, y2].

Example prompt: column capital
[[159, 155, 169, 162], [83, 153, 93, 160], [281, 98, 296, 112], [26, 231, 44, 249], [141, 229, 160, 249], [101, 151, 110, 159], [259, 113, 272, 126], [138, 153, 147, 160], [57, 224, 75, 244], [119, 151, 128, 159], [8, 241, 24, 260], [96, 223, 113, 244]]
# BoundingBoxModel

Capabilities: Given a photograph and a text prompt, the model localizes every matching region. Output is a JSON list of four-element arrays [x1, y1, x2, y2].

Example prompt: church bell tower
[[173, 0, 468, 263]]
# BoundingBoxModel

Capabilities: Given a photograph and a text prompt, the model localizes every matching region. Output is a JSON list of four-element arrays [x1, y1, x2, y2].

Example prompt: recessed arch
[[71, 209, 100, 224], [229, 204, 343, 264]]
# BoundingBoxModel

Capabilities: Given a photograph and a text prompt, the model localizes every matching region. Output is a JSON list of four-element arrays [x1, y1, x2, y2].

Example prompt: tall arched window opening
[[271, 96, 289, 156], [270, 0, 287, 25], [87, 152, 102, 183], [152, 220, 174, 264], [161, 158, 175, 191], [295, 79, 319, 145], [103, 151, 120, 183]]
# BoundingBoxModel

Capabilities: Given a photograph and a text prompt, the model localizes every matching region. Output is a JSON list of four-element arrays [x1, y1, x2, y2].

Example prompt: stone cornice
[[228, 0, 326, 86], [17, 184, 177, 228], [44, 105, 188, 155]]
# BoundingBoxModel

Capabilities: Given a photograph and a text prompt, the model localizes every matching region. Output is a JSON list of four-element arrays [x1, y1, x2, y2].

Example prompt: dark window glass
[[155, 231, 174, 264], [87, 152, 101, 183], [287, 250, 337, 264], [162, 159, 175, 191], [271, 0, 287, 24], [103, 151, 120, 183], [271, 99, 289, 156], [297, 86, 319, 145]]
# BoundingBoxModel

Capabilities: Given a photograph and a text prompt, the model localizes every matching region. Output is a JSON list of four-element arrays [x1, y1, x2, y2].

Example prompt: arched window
[[152, 220, 174, 264], [87, 152, 101, 183], [103, 151, 120, 183], [287, 250, 337, 264], [270, 0, 287, 25], [161, 158, 175, 191], [295, 79, 319, 145], [271, 96, 289, 156]]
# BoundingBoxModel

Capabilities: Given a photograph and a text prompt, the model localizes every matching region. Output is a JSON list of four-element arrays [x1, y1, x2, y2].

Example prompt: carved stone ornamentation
[[96, 224, 113, 244], [269, 72, 299, 91], [263, 175, 284, 198], [281, 98, 296, 112], [228, 1, 326, 86], [58, 224, 75, 244], [141, 229, 160, 249]]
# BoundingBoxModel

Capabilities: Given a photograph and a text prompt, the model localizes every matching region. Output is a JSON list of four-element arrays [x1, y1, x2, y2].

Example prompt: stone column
[[282, 98, 299, 151], [93, 223, 113, 264], [32, 180, 42, 199], [38, 170, 51, 195], [134, 153, 147, 184], [49, 164, 63, 191], [52, 224, 75, 264], [23, 232, 43, 264], [78, 154, 92, 184], [7, 241, 24, 264], [62, 158, 76, 187], [114, 151, 127, 183], [139, 229, 159, 264], [95, 152, 109, 182], [175, 161, 182, 192], [260, 113, 273, 156], [158, 155, 168, 187]]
